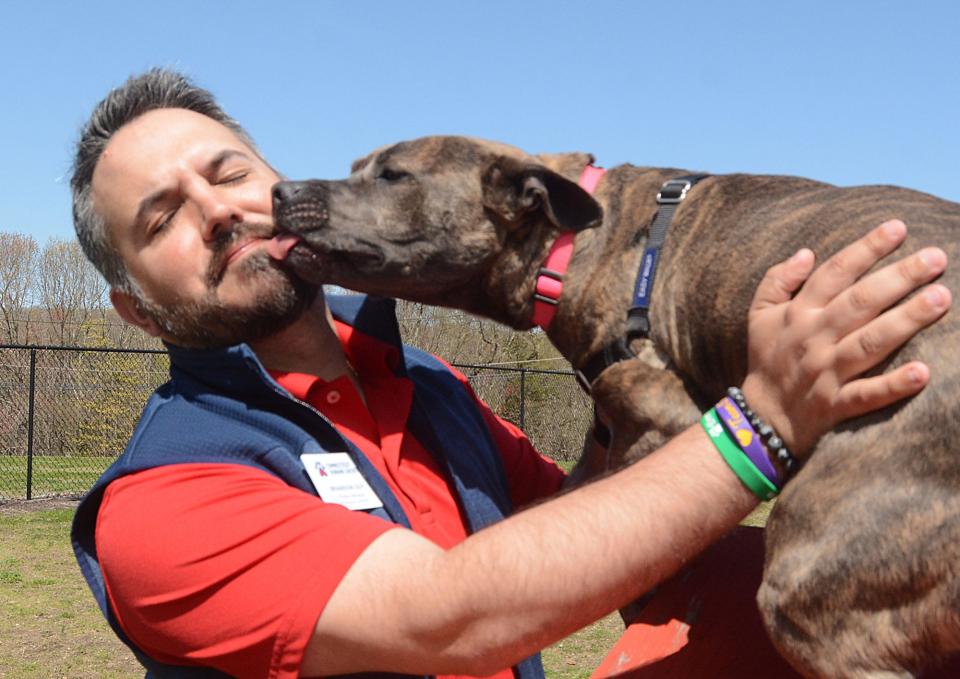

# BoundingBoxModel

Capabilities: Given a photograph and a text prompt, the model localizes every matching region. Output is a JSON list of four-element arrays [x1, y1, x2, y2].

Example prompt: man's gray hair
[[70, 68, 258, 292]]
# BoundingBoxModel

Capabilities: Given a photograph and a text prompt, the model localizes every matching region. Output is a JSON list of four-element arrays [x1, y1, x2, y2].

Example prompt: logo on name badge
[[300, 452, 383, 511]]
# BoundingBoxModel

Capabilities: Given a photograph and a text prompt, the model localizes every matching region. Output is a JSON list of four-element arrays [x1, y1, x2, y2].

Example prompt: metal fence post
[[26, 347, 36, 500], [519, 368, 526, 430]]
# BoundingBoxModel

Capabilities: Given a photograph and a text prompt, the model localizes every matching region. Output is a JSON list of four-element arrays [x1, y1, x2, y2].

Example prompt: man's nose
[[199, 192, 242, 241]]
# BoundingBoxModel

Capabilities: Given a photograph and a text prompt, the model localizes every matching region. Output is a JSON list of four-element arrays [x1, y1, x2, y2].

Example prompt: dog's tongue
[[266, 233, 302, 261]]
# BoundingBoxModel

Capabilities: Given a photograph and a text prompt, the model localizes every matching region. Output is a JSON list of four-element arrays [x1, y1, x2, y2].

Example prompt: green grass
[[542, 613, 624, 678], [0, 506, 142, 678], [0, 455, 114, 500]]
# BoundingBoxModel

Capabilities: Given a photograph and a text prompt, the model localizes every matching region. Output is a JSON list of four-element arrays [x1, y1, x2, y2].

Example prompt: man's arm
[[302, 221, 951, 677], [305, 424, 755, 676]]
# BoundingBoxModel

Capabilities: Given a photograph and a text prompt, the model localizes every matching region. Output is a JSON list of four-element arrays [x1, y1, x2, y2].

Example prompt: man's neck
[[248, 296, 353, 383]]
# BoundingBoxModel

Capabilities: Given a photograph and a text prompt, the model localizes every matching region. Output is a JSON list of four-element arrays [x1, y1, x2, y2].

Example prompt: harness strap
[[575, 174, 709, 393], [531, 165, 607, 329], [627, 175, 709, 337]]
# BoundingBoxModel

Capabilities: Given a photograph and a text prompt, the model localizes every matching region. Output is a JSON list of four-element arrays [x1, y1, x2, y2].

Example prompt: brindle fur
[[273, 136, 960, 678]]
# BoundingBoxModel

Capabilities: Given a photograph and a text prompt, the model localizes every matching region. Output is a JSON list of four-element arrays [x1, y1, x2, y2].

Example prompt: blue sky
[[3, 0, 958, 244]]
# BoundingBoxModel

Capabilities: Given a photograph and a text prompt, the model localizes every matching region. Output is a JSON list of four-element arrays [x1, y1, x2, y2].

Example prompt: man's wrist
[[725, 387, 799, 481]]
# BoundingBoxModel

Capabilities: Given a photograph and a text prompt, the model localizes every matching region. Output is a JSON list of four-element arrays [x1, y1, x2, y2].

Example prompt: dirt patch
[[0, 497, 80, 514]]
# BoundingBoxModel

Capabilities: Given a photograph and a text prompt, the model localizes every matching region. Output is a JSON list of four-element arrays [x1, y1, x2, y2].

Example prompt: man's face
[[91, 108, 316, 348]]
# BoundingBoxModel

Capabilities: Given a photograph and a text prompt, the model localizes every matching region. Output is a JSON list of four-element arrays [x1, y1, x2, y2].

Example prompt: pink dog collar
[[531, 165, 606, 329], [579, 164, 606, 194]]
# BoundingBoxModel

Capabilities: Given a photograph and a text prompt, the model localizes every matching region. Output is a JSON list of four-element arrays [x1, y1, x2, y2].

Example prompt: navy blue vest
[[72, 295, 544, 679]]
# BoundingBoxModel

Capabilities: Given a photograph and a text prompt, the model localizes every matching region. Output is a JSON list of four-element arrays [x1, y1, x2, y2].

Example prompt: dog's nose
[[272, 181, 302, 207]]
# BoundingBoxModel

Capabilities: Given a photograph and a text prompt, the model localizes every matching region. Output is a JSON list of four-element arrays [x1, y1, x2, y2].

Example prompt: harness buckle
[[656, 179, 693, 205]]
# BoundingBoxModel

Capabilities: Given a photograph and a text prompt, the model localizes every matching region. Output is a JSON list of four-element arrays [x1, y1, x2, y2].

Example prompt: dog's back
[[648, 176, 960, 677]]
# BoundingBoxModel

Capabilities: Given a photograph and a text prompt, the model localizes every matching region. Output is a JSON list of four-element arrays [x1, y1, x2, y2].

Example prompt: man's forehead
[[91, 108, 253, 224], [98, 108, 249, 173]]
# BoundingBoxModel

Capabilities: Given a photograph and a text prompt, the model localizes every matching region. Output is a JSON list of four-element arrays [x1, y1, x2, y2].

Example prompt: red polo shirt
[[96, 321, 566, 678]]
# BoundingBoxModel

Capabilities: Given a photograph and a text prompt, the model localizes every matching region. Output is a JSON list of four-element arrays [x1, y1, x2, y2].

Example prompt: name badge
[[300, 452, 384, 511]]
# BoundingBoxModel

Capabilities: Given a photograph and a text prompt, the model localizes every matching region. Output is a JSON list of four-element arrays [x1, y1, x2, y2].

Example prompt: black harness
[[575, 174, 709, 393]]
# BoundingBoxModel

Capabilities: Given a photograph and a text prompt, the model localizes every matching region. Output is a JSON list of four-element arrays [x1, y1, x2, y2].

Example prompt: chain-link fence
[[0, 345, 588, 500], [455, 363, 592, 462], [0, 345, 170, 500]]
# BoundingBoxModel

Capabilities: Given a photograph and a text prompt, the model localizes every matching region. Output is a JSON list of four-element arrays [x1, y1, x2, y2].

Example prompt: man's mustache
[[205, 222, 276, 286]]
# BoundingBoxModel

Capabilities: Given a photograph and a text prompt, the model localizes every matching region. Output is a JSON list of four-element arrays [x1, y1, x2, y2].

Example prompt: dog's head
[[272, 136, 602, 326]]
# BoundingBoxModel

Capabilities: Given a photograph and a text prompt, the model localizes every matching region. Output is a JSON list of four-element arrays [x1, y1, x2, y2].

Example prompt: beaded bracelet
[[726, 387, 800, 480], [701, 408, 779, 501]]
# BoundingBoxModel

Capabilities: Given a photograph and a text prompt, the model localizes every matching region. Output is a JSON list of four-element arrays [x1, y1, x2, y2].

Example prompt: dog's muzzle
[[272, 180, 331, 233]]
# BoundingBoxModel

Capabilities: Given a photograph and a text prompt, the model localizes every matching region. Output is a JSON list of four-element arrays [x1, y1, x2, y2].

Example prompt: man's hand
[[742, 219, 950, 456]]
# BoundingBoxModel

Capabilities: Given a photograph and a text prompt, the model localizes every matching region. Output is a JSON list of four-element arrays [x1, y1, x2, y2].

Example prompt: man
[[70, 69, 951, 679]]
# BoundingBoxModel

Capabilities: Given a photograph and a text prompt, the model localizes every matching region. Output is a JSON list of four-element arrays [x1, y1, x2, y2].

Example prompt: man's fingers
[[833, 361, 931, 423], [827, 247, 948, 339], [751, 248, 815, 311], [797, 220, 908, 307], [835, 283, 951, 381]]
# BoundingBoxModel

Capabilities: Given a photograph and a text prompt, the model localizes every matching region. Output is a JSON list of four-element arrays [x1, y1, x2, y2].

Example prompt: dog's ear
[[482, 156, 603, 233], [351, 141, 398, 175], [350, 152, 375, 174], [533, 152, 596, 179]]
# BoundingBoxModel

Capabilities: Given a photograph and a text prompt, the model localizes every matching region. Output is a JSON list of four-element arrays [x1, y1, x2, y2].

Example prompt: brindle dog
[[272, 136, 960, 678]]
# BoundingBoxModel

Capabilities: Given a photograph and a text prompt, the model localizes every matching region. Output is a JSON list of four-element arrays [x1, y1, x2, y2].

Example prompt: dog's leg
[[759, 419, 960, 679], [588, 358, 704, 470], [564, 424, 613, 488]]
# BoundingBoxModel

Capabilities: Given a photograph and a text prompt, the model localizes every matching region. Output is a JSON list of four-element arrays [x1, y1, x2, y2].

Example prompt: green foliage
[[65, 350, 166, 457], [0, 557, 23, 584], [395, 301, 591, 461]]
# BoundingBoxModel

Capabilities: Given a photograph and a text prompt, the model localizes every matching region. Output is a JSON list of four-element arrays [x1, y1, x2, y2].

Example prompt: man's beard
[[135, 223, 320, 349]]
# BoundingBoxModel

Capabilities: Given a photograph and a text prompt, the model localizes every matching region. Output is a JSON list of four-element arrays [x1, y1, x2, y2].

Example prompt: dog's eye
[[377, 168, 412, 183]]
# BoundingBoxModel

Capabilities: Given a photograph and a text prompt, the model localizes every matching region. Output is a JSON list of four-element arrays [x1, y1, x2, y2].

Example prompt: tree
[[66, 349, 169, 457], [0, 233, 39, 344], [36, 237, 109, 345], [395, 300, 560, 366], [394, 299, 590, 461]]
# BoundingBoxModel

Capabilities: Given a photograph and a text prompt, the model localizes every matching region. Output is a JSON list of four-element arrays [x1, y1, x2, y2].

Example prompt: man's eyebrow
[[133, 149, 252, 229], [133, 188, 174, 231], [206, 148, 251, 177]]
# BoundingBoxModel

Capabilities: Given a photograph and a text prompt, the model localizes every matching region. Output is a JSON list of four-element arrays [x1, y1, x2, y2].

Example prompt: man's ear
[[481, 155, 603, 233], [110, 288, 163, 338]]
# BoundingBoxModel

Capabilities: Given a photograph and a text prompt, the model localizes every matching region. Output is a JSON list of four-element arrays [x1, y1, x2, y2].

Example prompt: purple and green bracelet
[[700, 387, 802, 501]]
